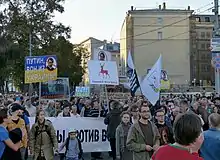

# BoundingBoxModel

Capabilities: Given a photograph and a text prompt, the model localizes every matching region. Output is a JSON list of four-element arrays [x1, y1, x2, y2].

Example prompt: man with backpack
[[29, 109, 58, 160], [59, 129, 83, 160]]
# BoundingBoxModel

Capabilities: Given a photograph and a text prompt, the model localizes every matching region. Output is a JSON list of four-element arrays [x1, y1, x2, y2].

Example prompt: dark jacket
[[2, 128, 22, 160], [104, 108, 122, 139]]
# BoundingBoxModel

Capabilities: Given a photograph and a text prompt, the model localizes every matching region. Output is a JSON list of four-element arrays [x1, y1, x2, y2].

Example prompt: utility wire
[[80, 2, 214, 46], [119, 6, 214, 51]]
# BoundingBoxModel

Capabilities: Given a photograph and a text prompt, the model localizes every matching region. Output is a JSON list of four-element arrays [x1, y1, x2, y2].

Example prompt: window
[[157, 17, 163, 24], [107, 45, 113, 51], [205, 17, 210, 22], [201, 43, 205, 49], [201, 32, 205, 38], [158, 32, 162, 40], [196, 17, 201, 22], [206, 32, 211, 38], [201, 54, 206, 60], [201, 64, 209, 72]]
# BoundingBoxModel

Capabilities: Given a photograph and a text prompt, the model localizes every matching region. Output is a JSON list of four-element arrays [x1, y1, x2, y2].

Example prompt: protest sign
[[39, 77, 70, 100], [25, 55, 57, 83], [75, 86, 90, 97], [88, 60, 119, 85]]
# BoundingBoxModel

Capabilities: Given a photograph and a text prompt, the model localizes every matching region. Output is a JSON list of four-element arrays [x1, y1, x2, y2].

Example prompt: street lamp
[[199, 80, 202, 86]]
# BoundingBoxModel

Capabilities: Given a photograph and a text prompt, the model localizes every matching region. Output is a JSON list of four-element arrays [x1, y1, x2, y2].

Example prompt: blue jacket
[[200, 128, 220, 160]]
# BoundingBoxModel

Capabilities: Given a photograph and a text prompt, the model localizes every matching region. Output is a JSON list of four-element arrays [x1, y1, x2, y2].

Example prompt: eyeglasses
[[141, 110, 150, 113], [156, 115, 165, 117]]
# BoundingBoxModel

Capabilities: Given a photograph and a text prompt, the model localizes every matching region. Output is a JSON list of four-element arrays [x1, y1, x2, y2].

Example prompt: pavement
[[28, 152, 112, 160]]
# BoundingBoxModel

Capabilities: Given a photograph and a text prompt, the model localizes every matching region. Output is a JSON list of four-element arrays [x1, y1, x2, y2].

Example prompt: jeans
[[20, 147, 26, 160], [66, 157, 78, 160]]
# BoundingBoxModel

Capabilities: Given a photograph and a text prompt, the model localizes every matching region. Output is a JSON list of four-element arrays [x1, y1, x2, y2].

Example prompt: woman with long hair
[[29, 109, 58, 160]]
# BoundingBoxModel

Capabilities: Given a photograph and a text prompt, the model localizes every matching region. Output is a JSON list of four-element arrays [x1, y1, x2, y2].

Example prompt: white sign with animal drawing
[[88, 60, 119, 85]]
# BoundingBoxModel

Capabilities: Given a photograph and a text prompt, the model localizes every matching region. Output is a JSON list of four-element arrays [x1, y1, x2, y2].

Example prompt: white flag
[[140, 55, 162, 105]]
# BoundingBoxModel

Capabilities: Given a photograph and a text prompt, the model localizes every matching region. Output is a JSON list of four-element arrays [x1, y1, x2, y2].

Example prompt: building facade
[[120, 3, 193, 85], [190, 15, 215, 85]]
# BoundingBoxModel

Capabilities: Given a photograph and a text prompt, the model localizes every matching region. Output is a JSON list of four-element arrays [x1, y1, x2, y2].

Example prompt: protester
[[59, 128, 83, 160], [7, 103, 28, 160], [126, 104, 160, 160], [128, 104, 139, 123], [115, 111, 132, 160], [29, 109, 58, 160], [89, 99, 103, 159], [154, 108, 174, 145], [58, 103, 73, 117], [104, 101, 122, 160], [2, 128, 22, 160], [45, 100, 56, 117], [152, 113, 204, 160], [200, 113, 220, 160], [0, 108, 21, 159], [71, 105, 80, 117], [80, 99, 91, 117], [24, 99, 36, 117]]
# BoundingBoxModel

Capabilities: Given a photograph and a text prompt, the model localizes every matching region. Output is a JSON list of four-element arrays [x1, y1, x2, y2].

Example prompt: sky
[[54, 0, 213, 44]]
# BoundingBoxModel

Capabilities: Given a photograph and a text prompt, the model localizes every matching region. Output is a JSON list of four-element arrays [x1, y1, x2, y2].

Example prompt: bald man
[[200, 113, 220, 160]]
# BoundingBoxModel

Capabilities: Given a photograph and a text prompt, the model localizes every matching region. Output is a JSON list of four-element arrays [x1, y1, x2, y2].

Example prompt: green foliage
[[0, 0, 87, 91], [42, 36, 89, 85]]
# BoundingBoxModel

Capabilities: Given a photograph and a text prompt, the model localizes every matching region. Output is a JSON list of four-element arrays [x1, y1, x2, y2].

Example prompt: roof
[[128, 9, 194, 15], [79, 37, 103, 45]]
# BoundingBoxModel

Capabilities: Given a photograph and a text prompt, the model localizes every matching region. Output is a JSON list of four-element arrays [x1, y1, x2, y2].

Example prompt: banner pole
[[39, 82, 41, 105], [99, 84, 102, 117], [104, 85, 109, 112]]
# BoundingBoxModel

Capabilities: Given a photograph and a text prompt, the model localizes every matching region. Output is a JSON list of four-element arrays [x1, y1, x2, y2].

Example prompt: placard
[[88, 60, 119, 85], [39, 77, 70, 100], [25, 55, 57, 83]]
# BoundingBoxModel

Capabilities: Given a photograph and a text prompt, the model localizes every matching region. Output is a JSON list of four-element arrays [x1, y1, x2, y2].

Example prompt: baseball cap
[[68, 128, 77, 133]]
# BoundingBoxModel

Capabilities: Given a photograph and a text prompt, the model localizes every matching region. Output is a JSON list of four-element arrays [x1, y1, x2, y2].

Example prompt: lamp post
[[200, 80, 202, 92], [193, 78, 196, 87]]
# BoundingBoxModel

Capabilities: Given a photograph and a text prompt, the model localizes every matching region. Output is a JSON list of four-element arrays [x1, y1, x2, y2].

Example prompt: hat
[[11, 103, 23, 112], [68, 128, 77, 133]]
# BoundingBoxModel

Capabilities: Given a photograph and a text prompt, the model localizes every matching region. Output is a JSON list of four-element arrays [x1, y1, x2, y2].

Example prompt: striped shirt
[[89, 108, 99, 117]]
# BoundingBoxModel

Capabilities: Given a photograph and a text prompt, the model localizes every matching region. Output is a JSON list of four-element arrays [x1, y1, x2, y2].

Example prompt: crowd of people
[[0, 93, 220, 160]]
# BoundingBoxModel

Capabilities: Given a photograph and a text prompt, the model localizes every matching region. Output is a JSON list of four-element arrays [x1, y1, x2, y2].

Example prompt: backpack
[[34, 120, 53, 145], [65, 137, 83, 159]]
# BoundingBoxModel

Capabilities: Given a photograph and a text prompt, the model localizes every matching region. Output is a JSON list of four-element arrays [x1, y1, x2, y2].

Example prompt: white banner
[[88, 60, 119, 85], [29, 117, 110, 153]]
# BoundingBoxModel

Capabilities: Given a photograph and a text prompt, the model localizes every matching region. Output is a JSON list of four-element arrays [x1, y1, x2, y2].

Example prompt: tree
[[0, 0, 78, 91], [42, 36, 89, 86]]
